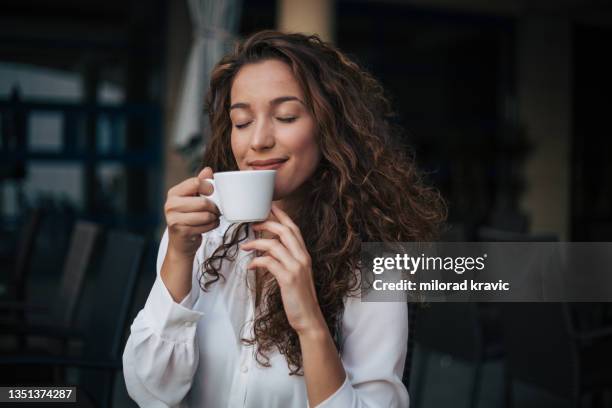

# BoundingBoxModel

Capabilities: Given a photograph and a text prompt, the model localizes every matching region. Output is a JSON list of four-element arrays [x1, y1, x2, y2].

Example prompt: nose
[[249, 117, 275, 151]]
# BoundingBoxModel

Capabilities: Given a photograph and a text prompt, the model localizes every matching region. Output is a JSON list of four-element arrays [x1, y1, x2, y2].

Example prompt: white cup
[[204, 170, 276, 223]]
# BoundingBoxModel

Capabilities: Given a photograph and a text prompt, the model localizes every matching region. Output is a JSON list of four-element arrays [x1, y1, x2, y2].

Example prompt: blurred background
[[1, 0, 611, 407]]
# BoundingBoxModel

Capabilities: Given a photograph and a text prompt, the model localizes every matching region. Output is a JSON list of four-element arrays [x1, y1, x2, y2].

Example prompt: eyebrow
[[229, 96, 304, 111]]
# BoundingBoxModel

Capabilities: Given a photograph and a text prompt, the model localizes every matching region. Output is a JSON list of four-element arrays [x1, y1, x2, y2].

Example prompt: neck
[[255, 197, 299, 240], [273, 185, 307, 221], [274, 195, 301, 220], [273, 198, 296, 219]]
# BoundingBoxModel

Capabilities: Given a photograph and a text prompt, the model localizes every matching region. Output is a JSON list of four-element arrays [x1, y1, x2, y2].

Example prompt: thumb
[[197, 166, 213, 180]]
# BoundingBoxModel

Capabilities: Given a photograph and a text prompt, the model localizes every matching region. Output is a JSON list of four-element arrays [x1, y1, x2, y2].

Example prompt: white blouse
[[122, 218, 410, 408]]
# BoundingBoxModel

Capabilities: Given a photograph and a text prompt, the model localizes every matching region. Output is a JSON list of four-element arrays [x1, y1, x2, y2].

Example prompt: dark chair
[[412, 302, 504, 408], [0, 207, 44, 303], [474, 226, 561, 408], [0, 229, 146, 408], [1, 220, 99, 321], [0, 221, 101, 352], [501, 302, 612, 408]]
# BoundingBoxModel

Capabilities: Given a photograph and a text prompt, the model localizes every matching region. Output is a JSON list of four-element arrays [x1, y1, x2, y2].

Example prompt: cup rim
[[214, 169, 276, 176]]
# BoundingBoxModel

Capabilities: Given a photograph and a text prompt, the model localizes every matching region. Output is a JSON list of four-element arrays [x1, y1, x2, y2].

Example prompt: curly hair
[[200, 30, 446, 375]]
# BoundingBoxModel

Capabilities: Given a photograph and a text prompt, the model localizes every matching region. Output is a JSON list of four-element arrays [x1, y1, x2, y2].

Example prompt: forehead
[[230, 59, 303, 102]]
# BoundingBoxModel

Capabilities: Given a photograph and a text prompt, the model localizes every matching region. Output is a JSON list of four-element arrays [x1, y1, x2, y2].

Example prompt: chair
[[473, 226, 561, 407], [501, 303, 612, 408], [410, 223, 532, 408], [411, 302, 504, 408], [0, 221, 101, 352], [0, 229, 146, 408], [0, 221, 100, 331], [0, 207, 44, 303]]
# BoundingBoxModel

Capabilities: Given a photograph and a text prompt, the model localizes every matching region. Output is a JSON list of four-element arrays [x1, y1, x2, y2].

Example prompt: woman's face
[[229, 59, 320, 200]]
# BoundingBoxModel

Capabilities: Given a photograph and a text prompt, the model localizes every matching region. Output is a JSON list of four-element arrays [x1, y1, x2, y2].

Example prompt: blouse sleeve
[[314, 298, 410, 408], [122, 228, 205, 408]]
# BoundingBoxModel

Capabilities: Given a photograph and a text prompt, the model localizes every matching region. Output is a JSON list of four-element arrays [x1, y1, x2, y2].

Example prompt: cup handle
[[203, 178, 222, 215]]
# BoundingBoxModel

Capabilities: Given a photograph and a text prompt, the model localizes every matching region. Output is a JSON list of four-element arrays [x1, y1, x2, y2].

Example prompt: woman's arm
[[298, 321, 347, 406], [309, 299, 410, 408], [122, 229, 204, 408], [161, 167, 220, 302], [123, 168, 220, 407], [160, 246, 196, 303], [241, 204, 409, 407]]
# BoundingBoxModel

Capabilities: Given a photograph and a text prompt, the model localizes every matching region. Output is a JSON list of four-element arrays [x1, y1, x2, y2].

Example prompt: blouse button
[[241, 364, 248, 373]]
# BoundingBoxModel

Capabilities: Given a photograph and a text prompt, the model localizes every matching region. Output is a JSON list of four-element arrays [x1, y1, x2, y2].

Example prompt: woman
[[123, 30, 445, 408]]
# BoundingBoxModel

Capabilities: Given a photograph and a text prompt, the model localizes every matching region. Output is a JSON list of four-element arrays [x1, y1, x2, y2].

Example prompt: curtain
[[172, 0, 242, 149]]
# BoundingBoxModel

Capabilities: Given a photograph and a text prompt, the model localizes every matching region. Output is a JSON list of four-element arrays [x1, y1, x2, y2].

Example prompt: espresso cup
[[204, 170, 276, 223]]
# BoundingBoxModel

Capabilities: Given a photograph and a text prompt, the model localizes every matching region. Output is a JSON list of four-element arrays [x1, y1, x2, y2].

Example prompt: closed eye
[[235, 121, 251, 129], [234, 117, 296, 128]]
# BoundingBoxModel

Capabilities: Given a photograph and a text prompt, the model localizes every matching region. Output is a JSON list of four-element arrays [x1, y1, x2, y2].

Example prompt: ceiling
[[0, 0, 162, 72], [1, 0, 610, 71], [357, 0, 612, 22]]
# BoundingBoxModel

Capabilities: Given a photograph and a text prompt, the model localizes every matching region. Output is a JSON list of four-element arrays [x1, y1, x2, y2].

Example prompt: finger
[[196, 167, 215, 196], [251, 221, 308, 266], [187, 220, 220, 235], [241, 238, 299, 270], [167, 177, 202, 198], [168, 211, 219, 227], [270, 204, 306, 246], [246, 255, 284, 279], [198, 179, 215, 197], [169, 219, 220, 239], [197, 166, 213, 180], [165, 196, 220, 215]]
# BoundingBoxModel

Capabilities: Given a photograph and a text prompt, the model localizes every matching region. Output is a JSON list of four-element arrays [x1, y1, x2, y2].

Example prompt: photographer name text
[[373, 279, 510, 292]]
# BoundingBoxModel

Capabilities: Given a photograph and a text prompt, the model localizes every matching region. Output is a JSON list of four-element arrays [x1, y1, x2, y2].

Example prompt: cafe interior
[[1, 0, 611, 406]]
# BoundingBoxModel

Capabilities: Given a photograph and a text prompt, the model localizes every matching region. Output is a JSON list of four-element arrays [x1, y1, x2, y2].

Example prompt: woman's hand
[[164, 167, 221, 259], [240, 203, 326, 336]]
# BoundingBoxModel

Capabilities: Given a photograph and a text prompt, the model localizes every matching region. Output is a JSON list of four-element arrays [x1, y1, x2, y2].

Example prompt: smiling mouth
[[249, 158, 288, 170]]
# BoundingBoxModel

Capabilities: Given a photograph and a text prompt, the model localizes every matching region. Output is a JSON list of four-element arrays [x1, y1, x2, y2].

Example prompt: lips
[[249, 158, 288, 170]]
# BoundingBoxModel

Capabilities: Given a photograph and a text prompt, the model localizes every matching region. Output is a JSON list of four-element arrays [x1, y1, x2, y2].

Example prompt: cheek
[[230, 133, 247, 167], [291, 126, 320, 169]]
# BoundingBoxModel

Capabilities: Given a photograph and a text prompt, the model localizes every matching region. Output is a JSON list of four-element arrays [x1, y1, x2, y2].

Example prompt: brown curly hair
[[200, 30, 446, 375]]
